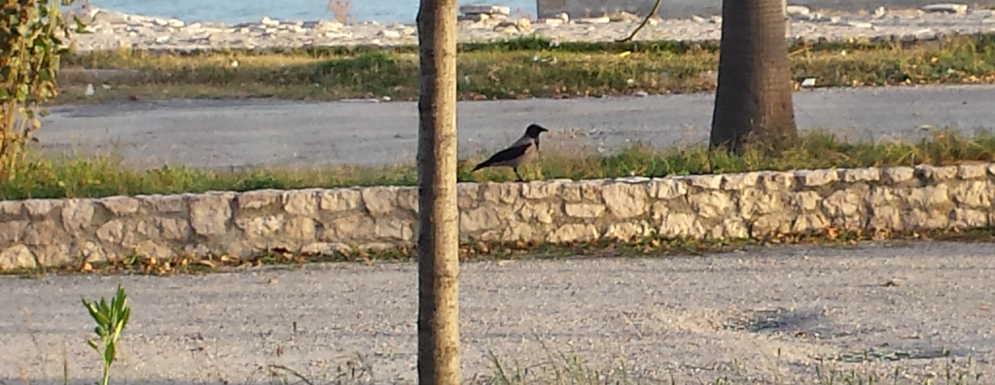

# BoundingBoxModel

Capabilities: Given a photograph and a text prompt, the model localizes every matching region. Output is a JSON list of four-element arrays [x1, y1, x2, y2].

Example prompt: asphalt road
[[2, 242, 994, 385], [36, 84, 995, 170]]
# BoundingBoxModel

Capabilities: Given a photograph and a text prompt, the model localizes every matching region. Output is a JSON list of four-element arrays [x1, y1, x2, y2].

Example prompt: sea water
[[87, 0, 537, 24]]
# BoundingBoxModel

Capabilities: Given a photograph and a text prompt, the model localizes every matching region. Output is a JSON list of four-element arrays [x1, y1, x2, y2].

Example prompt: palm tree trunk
[[416, 0, 461, 384], [710, 0, 798, 153]]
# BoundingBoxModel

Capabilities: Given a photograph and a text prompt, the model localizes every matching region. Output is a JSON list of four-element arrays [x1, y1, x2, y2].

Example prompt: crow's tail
[[471, 160, 490, 172]]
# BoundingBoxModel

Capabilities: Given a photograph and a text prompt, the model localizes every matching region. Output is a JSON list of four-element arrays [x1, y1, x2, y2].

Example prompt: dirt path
[[36, 84, 995, 170], [2, 241, 994, 384]]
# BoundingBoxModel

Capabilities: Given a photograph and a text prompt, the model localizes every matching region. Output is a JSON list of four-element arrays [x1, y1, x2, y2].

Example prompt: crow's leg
[[513, 168, 526, 182]]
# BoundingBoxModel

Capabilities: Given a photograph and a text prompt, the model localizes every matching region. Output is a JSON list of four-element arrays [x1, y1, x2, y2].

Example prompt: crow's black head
[[525, 124, 549, 138]]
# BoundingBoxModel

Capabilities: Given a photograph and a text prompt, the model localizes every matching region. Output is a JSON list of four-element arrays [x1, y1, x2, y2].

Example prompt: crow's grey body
[[472, 124, 549, 182]]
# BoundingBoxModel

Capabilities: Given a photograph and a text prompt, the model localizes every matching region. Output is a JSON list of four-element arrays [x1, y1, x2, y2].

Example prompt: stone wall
[[536, 0, 965, 19], [2, 163, 994, 271]]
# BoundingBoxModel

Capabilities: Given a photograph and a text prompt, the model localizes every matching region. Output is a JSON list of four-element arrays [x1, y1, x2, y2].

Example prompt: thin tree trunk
[[710, 0, 797, 153], [416, 0, 461, 384]]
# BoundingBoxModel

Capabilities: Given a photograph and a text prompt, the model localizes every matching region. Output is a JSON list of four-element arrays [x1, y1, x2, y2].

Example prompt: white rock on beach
[[459, 4, 511, 16], [786, 5, 811, 16], [921, 3, 968, 14], [57, 5, 995, 53]]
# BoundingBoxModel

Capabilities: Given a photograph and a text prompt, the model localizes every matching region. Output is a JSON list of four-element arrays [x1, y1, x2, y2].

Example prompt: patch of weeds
[[52, 33, 995, 104], [488, 335, 642, 385], [6, 128, 995, 200], [832, 347, 951, 363], [814, 356, 986, 385]]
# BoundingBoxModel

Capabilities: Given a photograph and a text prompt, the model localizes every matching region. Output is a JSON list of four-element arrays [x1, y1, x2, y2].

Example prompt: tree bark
[[710, 0, 798, 153], [416, 0, 461, 384]]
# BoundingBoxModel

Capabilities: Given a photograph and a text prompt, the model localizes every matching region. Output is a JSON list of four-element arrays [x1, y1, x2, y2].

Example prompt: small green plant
[[81, 284, 132, 385]]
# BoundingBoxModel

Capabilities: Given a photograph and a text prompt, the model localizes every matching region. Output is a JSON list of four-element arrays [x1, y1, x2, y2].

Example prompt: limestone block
[[501, 222, 538, 242], [709, 218, 749, 239], [362, 186, 398, 216], [902, 208, 950, 230], [319, 188, 363, 212], [561, 180, 604, 203], [795, 169, 839, 187], [457, 183, 479, 210], [790, 191, 822, 212], [565, 203, 605, 218], [791, 213, 829, 234], [602, 182, 648, 218], [133, 240, 175, 259], [841, 167, 880, 183], [738, 188, 784, 219], [522, 180, 564, 200], [915, 164, 958, 181], [547, 224, 599, 243], [0, 220, 28, 243], [949, 181, 991, 207], [75, 241, 107, 263], [657, 213, 704, 239], [101, 196, 140, 216], [688, 174, 722, 189], [156, 217, 191, 241], [882, 167, 915, 183], [374, 218, 414, 241], [520, 202, 557, 224], [282, 189, 320, 217], [650, 178, 688, 200], [61, 199, 96, 231], [867, 186, 897, 207], [22, 221, 63, 246], [284, 217, 317, 241], [904, 185, 950, 208], [758, 171, 794, 191], [822, 187, 867, 228], [23, 199, 61, 218], [957, 163, 988, 180], [649, 202, 669, 222], [0, 201, 22, 216], [33, 244, 70, 267], [460, 206, 504, 233], [868, 205, 903, 231], [140, 194, 187, 213], [951, 208, 988, 229], [480, 182, 522, 204], [236, 214, 284, 239], [750, 213, 793, 237], [689, 191, 734, 219], [238, 189, 281, 210], [323, 214, 376, 241], [96, 219, 135, 246], [188, 193, 233, 236], [0, 245, 36, 270], [721, 172, 760, 190], [604, 221, 651, 240]]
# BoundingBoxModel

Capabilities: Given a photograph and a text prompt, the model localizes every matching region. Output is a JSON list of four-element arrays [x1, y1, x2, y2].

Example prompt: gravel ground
[[37, 84, 995, 169], [2, 241, 994, 385]]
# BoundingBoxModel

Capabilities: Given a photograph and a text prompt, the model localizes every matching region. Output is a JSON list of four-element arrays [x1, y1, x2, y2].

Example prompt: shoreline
[[63, 4, 995, 53]]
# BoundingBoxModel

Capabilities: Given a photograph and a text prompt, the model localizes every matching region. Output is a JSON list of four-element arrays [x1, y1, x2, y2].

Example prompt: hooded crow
[[471, 123, 549, 182]]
